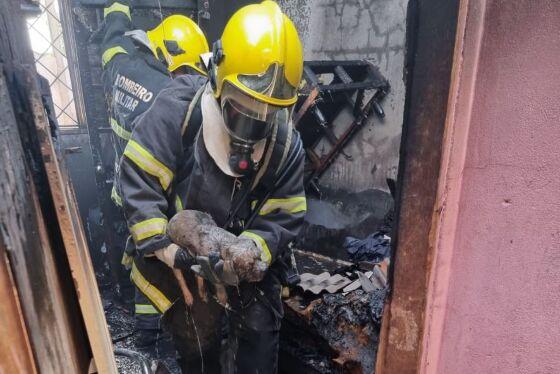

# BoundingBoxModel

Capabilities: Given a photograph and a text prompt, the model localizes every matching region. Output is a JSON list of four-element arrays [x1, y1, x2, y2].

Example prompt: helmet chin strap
[[228, 140, 255, 176]]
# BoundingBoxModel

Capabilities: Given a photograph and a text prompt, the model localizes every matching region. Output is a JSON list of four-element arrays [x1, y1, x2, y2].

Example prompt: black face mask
[[222, 99, 272, 143], [222, 98, 273, 177]]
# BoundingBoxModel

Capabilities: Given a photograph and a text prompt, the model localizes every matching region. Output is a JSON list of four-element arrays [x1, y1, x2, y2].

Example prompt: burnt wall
[[280, 0, 406, 194], [279, 0, 407, 253], [59, 131, 107, 275], [421, 1, 560, 372]]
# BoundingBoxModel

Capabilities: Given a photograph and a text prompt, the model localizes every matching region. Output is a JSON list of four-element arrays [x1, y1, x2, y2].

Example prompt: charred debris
[[279, 215, 392, 373], [278, 61, 391, 374]]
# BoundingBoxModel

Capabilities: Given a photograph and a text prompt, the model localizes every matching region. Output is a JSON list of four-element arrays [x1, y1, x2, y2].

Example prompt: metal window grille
[[26, 0, 78, 127]]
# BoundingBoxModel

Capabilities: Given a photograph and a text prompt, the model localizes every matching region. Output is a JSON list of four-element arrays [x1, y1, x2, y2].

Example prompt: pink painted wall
[[422, 1, 560, 373]]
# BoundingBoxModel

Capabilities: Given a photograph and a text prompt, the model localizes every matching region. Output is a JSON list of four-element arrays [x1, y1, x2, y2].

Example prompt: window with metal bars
[[26, 0, 78, 127]]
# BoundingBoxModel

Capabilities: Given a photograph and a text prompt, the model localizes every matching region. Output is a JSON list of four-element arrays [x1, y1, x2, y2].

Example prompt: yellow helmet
[[212, 1, 303, 107], [147, 15, 209, 75]]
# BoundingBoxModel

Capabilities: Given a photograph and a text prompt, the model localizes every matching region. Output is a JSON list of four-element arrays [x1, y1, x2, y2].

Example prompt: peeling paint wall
[[421, 1, 560, 373], [279, 0, 407, 193]]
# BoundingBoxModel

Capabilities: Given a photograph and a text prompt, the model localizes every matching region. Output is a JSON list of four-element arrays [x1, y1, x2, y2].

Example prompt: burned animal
[[168, 210, 268, 284]]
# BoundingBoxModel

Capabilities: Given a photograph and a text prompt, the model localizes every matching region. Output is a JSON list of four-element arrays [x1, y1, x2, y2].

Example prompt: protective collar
[[125, 30, 153, 52], [201, 83, 266, 177]]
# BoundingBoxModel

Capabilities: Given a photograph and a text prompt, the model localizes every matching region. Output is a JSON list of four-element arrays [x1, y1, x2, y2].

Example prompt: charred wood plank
[[375, 0, 461, 372], [0, 66, 85, 372], [0, 246, 36, 373], [24, 64, 118, 373]]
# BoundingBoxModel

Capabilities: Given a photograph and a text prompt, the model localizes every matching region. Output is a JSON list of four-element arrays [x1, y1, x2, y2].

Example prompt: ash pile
[[101, 290, 140, 373], [280, 231, 390, 374], [101, 289, 176, 373]]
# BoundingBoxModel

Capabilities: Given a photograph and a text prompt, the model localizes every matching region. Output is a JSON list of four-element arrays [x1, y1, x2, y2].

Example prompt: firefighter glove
[[192, 252, 239, 286]]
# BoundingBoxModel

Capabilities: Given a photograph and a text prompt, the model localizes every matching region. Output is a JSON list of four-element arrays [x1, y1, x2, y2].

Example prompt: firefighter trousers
[[134, 256, 283, 373], [220, 270, 283, 374]]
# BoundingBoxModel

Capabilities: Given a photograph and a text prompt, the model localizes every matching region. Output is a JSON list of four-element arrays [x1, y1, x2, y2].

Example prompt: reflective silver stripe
[[123, 140, 173, 190], [130, 218, 167, 242]]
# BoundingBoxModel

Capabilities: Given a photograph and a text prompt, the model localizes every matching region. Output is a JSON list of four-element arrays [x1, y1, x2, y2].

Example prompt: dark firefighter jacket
[[101, 0, 171, 164], [118, 75, 307, 312]]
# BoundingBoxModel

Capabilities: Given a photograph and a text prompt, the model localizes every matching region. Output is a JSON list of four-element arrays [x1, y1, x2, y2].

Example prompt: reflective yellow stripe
[[110, 118, 132, 141], [103, 2, 131, 20], [241, 231, 272, 265], [111, 184, 123, 207], [121, 252, 133, 268], [101, 46, 128, 67], [135, 304, 159, 315], [175, 195, 183, 212], [130, 218, 167, 242], [251, 196, 307, 216], [130, 262, 172, 312], [123, 140, 173, 190]]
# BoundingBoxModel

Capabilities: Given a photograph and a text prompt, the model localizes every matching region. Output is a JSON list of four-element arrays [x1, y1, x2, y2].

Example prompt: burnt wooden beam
[[375, 0, 461, 372], [0, 240, 36, 373], [0, 66, 85, 373], [26, 68, 118, 373], [0, 0, 89, 367], [1, 0, 116, 371]]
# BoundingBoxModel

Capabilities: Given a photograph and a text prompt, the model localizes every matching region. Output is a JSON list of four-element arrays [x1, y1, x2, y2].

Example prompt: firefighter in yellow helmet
[[100, 1, 208, 371], [147, 15, 209, 75], [118, 1, 306, 372], [101, 5, 209, 156]]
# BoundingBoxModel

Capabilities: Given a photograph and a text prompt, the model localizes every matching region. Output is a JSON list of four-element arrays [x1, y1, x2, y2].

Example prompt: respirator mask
[[221, 83, 283, 176]]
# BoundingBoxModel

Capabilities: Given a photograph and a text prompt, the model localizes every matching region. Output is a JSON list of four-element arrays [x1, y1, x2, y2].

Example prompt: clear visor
[[221, 83, 284, 143], [237, 63, 297, 100]]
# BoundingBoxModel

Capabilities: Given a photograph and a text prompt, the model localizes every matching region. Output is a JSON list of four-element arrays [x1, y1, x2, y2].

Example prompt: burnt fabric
[[119, 75, 306, 372], [344, 232, 391, 263]]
